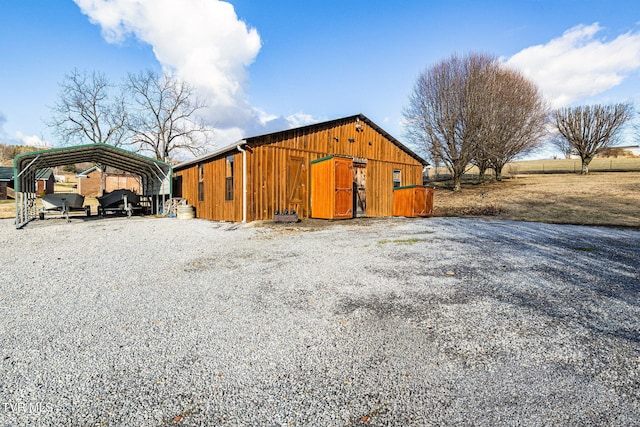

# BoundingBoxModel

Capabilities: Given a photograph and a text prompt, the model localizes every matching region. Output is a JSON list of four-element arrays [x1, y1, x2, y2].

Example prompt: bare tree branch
[[553, 103, 632, 174], [404, 53, 494, 191], [47, 69, 131, 146], [468, 64, 549, 180], [405, 53, 549, 187], [126, 70, 214, 162]]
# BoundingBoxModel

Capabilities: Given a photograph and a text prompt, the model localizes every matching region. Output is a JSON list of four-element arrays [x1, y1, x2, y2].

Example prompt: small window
[[393, 169, 401, 188], [198, 164, 204, 202], [225, 156, 234, 201]]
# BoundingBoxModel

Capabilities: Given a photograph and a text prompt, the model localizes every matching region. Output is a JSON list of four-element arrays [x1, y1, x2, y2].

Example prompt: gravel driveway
[[0, 216, 639, 426]]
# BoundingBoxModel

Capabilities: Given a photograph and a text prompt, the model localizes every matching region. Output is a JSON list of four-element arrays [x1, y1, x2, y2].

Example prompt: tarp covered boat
[[41, 193, 85, 211], [98, 189, 140, 209]]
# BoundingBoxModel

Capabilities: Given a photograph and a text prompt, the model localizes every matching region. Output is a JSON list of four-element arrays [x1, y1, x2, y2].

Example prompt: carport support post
[[237, 143, 247, 223], [14, 155, 40, 228]]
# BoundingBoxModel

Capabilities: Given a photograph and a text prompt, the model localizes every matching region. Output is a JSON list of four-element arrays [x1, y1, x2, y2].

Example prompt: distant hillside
[[0, 143, 46, 166]]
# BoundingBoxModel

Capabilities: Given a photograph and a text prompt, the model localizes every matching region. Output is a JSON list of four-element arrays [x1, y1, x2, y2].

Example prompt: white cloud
[[15, 132, 51, 148], [0, 112, 51, 148], [284, 113, 317, 129], [507, 23, 640, 107], [73, 0, 262, 132], [73, 0, 331, 151]]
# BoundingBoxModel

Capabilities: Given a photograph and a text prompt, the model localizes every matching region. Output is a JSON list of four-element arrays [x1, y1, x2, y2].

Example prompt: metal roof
[[77, 165, 101, 177], [14, 144, 171, 183], [13, 143, 172, 228], [174, 113, 428, 171], [0, 166, 13, 181], [35, 168, 53, 181]]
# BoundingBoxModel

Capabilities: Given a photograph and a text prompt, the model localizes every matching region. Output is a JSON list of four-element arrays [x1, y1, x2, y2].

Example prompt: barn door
[[287, 156, 305, 214], [333, 158, 353, 218], [413, 187, 427, 216], [353, 162, 367, 217]]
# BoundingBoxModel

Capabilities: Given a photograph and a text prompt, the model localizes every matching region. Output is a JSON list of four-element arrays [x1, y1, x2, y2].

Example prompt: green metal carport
[[13, 143, 172, 228]]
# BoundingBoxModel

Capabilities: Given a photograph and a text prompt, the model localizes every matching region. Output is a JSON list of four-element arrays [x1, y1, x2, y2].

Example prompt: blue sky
[[1, 0, 640, 158]]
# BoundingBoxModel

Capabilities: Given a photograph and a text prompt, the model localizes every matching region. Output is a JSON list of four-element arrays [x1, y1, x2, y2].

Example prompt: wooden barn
[[35, 168, 55, 196], [0, 166, 14, 200], [173, 114, 429, 222]]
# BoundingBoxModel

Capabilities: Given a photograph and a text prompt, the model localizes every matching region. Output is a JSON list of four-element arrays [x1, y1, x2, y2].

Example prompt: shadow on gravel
[[363, 220, 640, 345]]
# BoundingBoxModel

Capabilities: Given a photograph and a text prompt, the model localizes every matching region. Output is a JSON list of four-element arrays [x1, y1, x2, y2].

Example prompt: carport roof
[[13, 144, 172, 228], [35, 168, 53, 180], [13, 143, 171, 192]]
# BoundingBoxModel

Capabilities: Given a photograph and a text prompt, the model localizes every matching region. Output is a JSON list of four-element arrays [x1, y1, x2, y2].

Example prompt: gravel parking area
[[0, 216, 639, 426]]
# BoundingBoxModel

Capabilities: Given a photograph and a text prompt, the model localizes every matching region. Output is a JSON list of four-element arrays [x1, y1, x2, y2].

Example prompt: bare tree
[[47, 69, 129, 146], [126, 70, 213, 162], [404, 53, 495, 191], [468, 65, 548, 180], [553, 103, 632, 174]]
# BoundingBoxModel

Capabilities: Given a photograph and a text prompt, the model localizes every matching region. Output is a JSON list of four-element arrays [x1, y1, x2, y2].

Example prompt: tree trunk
[[477, 165, 487, 183], [494, 163, 505, 181], [581, 156, 592, 175], [452, 175, 462, 192]]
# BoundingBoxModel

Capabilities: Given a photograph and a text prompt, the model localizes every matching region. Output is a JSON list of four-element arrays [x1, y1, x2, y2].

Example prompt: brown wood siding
[[176, 116, 424, 222], [174, 152, 244, 221], [392, 186, 434, 217], [310, 156, 353, 219], [246, 118, 423, 221]]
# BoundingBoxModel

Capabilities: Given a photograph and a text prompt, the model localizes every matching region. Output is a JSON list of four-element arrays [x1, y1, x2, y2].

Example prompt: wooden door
[[353, 164, 366, 217], [287, 156, 305, 214], [333, 158, 353, 218], [413, 187, 427, 216]]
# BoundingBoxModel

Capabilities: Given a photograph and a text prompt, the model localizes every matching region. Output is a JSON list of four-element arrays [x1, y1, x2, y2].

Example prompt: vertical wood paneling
[[176, 116, 425, 222]]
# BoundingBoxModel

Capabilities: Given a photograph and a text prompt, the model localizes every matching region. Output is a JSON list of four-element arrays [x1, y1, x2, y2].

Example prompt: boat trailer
[[39, 203, 91, 221], [97, 193, 148, 217]]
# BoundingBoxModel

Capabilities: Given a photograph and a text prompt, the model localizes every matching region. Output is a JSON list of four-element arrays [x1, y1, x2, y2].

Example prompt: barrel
[[176, 204, 195, 219]]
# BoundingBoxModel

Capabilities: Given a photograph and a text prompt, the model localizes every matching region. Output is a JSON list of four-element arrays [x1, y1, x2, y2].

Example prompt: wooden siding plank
[[177, 116, 425, 221]]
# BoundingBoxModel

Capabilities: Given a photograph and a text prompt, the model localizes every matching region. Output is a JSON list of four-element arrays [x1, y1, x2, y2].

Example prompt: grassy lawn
[[0, 175, 100, 220], [426, 157, 640, 178], [0, 199, 14, 219], [433, 172, 640, 227], [507, 157, 640, 174]]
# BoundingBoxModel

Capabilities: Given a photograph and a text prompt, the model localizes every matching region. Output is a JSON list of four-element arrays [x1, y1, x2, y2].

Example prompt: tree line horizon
[[5, 53, 636, 187]]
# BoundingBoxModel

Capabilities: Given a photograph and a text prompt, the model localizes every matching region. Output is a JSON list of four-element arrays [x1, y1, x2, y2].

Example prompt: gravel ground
[[0, 215, 639, 426]]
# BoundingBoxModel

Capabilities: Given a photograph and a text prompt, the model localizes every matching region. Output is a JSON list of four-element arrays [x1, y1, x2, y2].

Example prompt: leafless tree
[[468, 64, 548, 180], [47, 69, 130, 146], [553, 103, 632, 174], [404, 52, 547, 189], [404, 53, 495, 191], [126, 70, 213, 162]]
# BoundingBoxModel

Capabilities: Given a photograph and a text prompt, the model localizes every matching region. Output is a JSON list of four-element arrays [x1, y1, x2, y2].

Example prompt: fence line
[[425, 158, 640, 181]]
